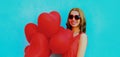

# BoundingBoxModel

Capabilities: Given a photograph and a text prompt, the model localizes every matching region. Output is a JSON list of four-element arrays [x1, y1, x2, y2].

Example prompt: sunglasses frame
[[69, 15, 81, 20]]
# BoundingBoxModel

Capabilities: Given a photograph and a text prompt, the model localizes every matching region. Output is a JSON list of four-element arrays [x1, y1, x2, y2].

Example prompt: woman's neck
[[72, 27, 80, 37], [72, 27, 80, 33]]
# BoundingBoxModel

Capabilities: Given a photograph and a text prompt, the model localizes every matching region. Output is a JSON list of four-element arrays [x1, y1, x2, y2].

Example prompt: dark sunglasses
[[69, 15, 81, 20]]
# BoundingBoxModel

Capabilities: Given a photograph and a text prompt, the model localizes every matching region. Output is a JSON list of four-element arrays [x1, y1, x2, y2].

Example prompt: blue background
[[0, 0, 120, 57]]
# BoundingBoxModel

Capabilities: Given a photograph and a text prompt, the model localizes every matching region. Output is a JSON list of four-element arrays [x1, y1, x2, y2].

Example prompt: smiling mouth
[[71, 22, 77, 25]]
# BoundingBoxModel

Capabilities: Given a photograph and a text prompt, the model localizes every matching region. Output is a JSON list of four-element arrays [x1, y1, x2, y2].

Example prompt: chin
[[71, 25, 78, 28]]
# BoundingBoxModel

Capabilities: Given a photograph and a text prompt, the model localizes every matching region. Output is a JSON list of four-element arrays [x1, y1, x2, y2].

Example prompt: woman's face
[[68, 11, 81, 28]]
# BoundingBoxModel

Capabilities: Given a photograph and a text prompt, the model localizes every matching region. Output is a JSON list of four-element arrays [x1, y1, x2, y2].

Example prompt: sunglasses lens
[[69, 15, 73, 19], [75, 15, 80, 20]]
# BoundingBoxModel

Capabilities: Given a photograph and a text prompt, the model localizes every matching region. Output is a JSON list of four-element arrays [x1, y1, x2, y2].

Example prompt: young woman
[[63, 8, 88, 57], [50, 8, 87, 57]]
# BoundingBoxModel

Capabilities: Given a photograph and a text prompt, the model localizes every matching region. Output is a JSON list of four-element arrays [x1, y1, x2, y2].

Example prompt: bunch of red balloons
[[24, 11, 73, 57]]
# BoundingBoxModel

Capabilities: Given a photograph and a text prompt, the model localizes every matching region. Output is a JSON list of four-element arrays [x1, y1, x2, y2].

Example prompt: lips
[[71, 21, 77, 25]]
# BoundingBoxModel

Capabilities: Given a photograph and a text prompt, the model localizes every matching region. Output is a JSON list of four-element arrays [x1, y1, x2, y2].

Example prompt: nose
[[72, 17, 76, 21]]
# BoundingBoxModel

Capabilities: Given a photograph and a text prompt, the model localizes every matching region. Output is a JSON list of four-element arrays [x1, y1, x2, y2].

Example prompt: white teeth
[[72, 22, 77, 25]]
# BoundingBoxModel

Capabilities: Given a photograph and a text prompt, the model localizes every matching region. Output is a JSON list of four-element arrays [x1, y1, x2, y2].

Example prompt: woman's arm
[[77, 33, 88, 57]]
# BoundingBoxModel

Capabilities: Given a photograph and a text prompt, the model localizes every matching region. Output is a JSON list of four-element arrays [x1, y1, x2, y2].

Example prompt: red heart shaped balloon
[[38, 11, 61, 38], [50, 11, 61, 24], [24, 32, 50, 57], [49, 26, 73, 54], [24, 45, 30, 53], [25, 23, 38, 43]]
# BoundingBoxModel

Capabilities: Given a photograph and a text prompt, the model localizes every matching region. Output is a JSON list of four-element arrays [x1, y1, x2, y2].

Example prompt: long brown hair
[[66, 8, 86, 33]]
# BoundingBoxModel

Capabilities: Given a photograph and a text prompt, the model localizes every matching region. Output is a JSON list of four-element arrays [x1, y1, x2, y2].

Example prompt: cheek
[[77, 20, 80, 24], [68, 19, 72, 23]]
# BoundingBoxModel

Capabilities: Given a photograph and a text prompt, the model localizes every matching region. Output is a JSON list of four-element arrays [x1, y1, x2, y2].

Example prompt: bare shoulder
[[80, 33, 87, 39], [79, 33, 88, 44]]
